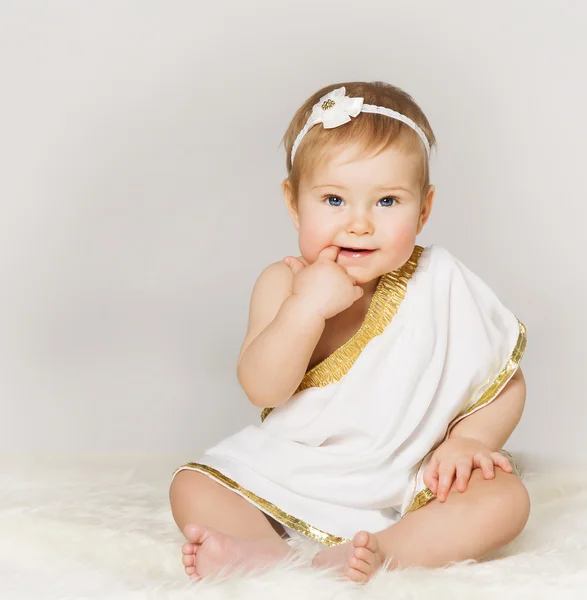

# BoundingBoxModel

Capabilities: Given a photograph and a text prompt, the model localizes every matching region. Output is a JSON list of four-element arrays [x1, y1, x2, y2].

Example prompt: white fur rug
[[1, 453, 586, 599]]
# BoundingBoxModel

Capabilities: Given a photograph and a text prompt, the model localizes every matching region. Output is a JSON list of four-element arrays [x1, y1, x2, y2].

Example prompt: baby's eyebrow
[[311, 183, 412, 194], [311, 183, 347, 190]]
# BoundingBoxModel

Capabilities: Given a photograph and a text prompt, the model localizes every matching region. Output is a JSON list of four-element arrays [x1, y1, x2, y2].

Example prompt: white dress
[[170, 244, 527, 546]]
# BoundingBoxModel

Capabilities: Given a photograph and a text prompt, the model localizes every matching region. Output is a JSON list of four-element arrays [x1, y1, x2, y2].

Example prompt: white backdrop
[[0, 1, 584, 462]]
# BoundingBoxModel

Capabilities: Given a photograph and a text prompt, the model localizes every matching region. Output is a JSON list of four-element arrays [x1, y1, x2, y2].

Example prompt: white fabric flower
[[309, 86, 364, 129]]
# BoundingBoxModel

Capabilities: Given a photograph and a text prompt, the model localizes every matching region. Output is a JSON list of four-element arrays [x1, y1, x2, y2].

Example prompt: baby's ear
[[417, 184, 435, 234], [282, 178, 300, 230]]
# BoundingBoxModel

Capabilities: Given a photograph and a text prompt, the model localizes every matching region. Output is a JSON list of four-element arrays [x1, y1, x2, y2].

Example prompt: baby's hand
[[422, 437, 513, 502], [283, 246, 364, 320]]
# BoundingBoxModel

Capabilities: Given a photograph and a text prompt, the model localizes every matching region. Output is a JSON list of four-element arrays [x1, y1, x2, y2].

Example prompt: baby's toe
[[185, 565, 197, 576], [183, 523, 210, 543], [182, 553, 196, 567], [182, 542, 196, 555], [353, 531, 370, 547], [349, 551, 368, 569], [354, 546, 375, 565], [352, 530, 379, 552], [346, 566, 369, 584]]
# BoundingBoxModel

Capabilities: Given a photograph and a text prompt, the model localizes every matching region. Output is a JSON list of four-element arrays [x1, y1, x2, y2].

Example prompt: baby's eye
[[325, 196, 344, 207], [378, 197, 397, 207]]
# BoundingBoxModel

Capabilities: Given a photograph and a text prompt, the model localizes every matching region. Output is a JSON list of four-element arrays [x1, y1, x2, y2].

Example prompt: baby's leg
[[169, 469, 287, 540], [169, 469, 294, 580], [312, 467, 530, 584]]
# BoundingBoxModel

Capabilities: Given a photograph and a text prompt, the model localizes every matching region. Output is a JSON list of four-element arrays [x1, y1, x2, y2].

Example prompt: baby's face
[[287, 143, 434, 284]]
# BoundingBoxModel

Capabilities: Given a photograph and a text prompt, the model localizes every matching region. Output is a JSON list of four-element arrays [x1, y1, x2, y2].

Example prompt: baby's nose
[[346, 213, 374, 235]]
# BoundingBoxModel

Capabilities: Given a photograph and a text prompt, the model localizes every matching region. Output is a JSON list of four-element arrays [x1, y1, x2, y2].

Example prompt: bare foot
[[312, 530, 385, 584], [181, 523, 295, 581]]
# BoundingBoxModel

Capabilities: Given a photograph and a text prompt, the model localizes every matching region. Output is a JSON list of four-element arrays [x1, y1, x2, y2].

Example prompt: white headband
[[290, 86, 431, 165]]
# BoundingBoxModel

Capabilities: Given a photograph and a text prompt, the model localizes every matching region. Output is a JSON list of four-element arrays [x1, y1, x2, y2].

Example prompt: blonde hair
[[280, 81, 436, 204]]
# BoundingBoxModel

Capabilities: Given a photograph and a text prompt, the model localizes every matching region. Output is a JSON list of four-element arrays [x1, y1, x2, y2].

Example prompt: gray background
[[0, 1, 584, 462]]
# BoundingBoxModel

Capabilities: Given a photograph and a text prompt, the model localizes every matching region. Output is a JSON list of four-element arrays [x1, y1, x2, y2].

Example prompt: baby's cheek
[[381, 223, 418, 266], [298, 224, 330, 263], [392, 224, 417, 250]]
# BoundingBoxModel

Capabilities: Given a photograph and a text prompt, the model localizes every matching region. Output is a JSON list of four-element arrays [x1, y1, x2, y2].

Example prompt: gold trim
[[457, 320, 527, 420], [260, 406, 273, 423], [261, 245, 424, 422], [401, 318, 528, 516], [404, 486, 436, 513], [174, 463, 351, 546]]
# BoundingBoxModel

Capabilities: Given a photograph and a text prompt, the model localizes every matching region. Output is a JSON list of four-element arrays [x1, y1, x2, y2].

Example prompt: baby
[[169, 81, 530, 584]]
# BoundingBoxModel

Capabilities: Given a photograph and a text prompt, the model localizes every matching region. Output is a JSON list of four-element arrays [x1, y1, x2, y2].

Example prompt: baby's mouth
[[339, 247, 376, 257]]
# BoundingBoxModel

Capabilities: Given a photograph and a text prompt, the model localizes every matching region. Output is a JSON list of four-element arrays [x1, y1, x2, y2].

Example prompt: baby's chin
[[340, 264, 383, 283]]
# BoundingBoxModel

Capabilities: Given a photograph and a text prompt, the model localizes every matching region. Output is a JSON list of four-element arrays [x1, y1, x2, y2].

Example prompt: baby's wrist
[[283, 294, 327, 326]]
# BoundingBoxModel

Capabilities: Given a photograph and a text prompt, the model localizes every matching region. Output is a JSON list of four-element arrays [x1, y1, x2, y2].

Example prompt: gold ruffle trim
[[401, 318, 528, 517], [260, 245, 424, 422]]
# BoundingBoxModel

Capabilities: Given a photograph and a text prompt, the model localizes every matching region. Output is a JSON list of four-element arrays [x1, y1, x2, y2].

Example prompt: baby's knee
[[169, 470, 208, 521], [479, 469, 531, 537], [170, 469, 209, 499]]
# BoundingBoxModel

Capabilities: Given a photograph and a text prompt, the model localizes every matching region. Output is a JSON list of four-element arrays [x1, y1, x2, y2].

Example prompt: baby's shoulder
[[255, 255, 308, 283], [245, 260, 295, 331], [251, 259, 294, 298], [257, 258, 293, 280]]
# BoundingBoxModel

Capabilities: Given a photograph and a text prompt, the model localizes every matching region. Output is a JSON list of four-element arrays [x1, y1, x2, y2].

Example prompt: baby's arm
[[237, 261, 326, 409], [448, 367, 527, 451], [424, 367, 527, 500]]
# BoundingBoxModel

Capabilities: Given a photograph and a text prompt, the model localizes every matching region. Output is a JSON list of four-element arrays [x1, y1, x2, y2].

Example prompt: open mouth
[[339, 247, 376, 258]]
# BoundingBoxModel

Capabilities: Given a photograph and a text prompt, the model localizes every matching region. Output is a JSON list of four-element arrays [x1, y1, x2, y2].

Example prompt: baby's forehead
[[303, 144, 423, 190]]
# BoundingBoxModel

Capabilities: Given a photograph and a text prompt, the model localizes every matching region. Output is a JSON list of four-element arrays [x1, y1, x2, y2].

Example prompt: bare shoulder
[[254, 260, 294, 298], [237, 260, 295, 366]]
